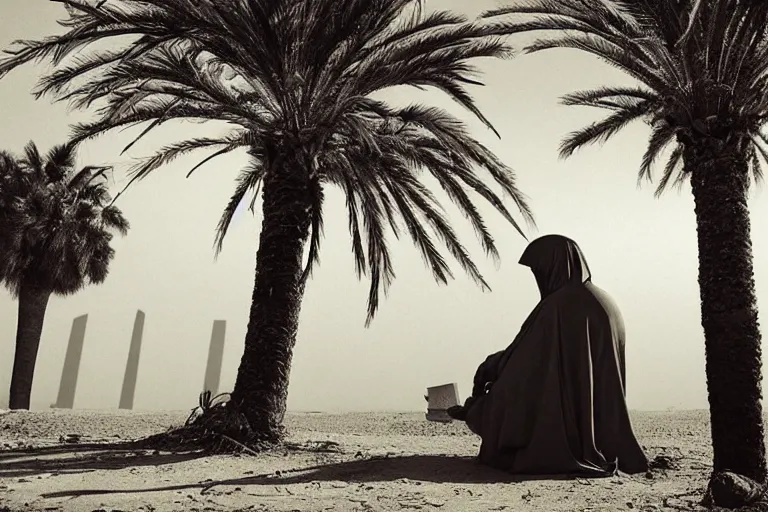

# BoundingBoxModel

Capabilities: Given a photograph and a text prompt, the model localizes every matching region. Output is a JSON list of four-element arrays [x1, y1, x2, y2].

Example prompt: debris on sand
[[58, 433, 82, 444], [649, 454, 682, 471], [283, 440, 343, 453]]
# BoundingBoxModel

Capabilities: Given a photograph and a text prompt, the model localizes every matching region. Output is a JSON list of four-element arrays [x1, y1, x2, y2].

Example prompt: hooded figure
[[461, 234, 648, 476]]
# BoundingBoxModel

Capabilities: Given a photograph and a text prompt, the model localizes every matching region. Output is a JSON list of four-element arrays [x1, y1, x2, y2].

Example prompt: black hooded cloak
[[464, 234, 648, 476]]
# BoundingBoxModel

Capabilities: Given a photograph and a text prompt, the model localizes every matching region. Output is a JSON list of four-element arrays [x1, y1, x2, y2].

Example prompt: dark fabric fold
[[465, 234, 648, 476]]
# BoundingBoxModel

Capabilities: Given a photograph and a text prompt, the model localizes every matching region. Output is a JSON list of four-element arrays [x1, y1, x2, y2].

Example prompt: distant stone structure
[[119, 310, 145, 410], [203, 320, 226, 396], [53, 314, 88, 409], [425, 382, 461, 423]]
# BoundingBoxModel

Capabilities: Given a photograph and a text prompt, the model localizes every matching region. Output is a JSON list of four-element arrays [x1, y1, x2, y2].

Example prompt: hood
[[518, 234, 592, 298]]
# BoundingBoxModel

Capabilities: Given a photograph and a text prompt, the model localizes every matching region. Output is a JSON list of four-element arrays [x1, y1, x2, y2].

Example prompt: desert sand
[[0, 409, 719, 512]]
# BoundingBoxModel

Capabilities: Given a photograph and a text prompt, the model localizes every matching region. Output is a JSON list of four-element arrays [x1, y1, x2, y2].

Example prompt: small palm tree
[[479, 0, 768, 493], [0, 0, 535, 442], [0, 142, 129, 410]]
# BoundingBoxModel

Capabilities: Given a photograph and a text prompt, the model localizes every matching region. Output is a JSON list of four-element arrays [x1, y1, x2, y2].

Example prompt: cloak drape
[[465, 235, 648, 476]]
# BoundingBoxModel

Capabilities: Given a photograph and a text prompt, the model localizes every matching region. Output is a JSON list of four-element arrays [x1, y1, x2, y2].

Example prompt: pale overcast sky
[[2, 0, 766, 413]]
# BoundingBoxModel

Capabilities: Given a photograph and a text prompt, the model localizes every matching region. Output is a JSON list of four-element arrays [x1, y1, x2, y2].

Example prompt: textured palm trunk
[[8, 283, 51, 410], [229, 152, 313, 443], [686, 132, 767, 483]]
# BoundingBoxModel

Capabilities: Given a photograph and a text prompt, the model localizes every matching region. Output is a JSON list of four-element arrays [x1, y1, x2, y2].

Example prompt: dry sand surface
[[0, 409, 721, 512]]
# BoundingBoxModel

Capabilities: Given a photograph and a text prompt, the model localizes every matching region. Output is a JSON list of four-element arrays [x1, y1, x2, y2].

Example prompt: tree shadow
[[0, 441, 205, 478], [0, 440, 143, 460], [38, 454, 606, 499]]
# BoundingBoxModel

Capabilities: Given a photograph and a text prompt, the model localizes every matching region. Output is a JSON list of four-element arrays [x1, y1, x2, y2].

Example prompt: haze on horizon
[[2, 0, 765, 413]]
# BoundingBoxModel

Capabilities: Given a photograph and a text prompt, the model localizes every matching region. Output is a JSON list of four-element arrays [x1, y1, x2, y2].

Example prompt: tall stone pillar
[[53, 314, 88, 409], [203, 320, 226, 396], [119, 310, 145, 410]]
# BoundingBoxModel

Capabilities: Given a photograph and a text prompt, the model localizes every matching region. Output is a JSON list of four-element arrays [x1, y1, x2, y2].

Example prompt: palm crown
[[0, 0, 536, 323], [0, 142, 129, 296], [479, 0, 768, 195]]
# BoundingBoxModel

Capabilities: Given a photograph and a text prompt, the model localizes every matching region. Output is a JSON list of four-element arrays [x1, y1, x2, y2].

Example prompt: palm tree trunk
[[229, 153, 313, 443], [8, 283, 51, 410], [686, 132, 767, 483]]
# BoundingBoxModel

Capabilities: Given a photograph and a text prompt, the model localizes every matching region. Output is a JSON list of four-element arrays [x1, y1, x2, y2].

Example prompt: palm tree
[[0, 0, 535, 443], [478, 0, 768, 492], [0, 142, 129, 410]]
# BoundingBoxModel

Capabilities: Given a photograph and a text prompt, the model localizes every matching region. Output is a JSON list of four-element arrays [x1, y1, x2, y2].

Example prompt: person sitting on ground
[[449, 234, 648, 476]]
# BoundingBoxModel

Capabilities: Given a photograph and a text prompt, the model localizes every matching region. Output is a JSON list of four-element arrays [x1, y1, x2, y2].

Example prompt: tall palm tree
[[479, 0, 768, 490], [0, 142, 129, 410], [0, 0, 535, 443]]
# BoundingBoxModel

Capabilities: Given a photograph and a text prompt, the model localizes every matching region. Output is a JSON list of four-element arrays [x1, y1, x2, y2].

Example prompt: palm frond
[[214, 159, 266, 255], [21, 142, 45, 180], [413, 146, 500, 262], [638, 122, 678, 183], [481, 0, 645, 36], [365, 103, 534, 235], [112, 132, 254, 207], [33, 35, 174, 99], [383, 161, 490, 291], [653, 143, 684, 197], [560, 86, 659, 110], [0, 0, 175, 76], [747, 144, 764, 190], [342, 33, 513, 137], [749, 132, 768, 186], [337, 172, 368, 279], [559, 100, 656, 158], [326, 151, 396, 325], [525, 33, 678, 97], [100, 204, 130, 235], [300, 177, 325, 284]]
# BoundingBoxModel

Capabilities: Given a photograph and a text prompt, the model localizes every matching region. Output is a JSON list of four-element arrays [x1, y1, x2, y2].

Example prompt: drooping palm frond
[[214, 156, 267, 257], [0, 0, 537, 323], [318, 104, 537, 323], [0, 141, 129, 297], [480, 0, 768, 194], [557, 97, 659, 158], [108, 131, 259, 207], [559, 86, 660, 110], [750, 132, 768, 186]]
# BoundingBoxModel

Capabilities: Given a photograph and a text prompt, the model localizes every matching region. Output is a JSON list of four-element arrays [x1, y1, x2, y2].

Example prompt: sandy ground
[[0, 409, 720, 512]]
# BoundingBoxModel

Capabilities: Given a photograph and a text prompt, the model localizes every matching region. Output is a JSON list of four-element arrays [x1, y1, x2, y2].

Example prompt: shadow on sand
[[2, 449, 599, 499], [0, 441, 206, 478]]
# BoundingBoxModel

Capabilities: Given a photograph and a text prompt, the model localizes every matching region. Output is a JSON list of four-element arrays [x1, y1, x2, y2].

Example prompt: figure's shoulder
[[583, 283, 625, 321], [584, 282, 619, 306], [538, 284, 591, 315], [550, 282, 621, 314], [551, 282, 592, 301]]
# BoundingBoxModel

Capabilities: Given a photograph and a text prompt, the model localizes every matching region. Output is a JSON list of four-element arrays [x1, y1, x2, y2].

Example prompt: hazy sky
[[3, 0, 767, 413]]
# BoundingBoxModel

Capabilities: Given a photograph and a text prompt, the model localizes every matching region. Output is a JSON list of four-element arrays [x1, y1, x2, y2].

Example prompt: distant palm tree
[[0, 142, 129, 410], [480, 0, 768, 488], [0, 0, 535, 442]]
